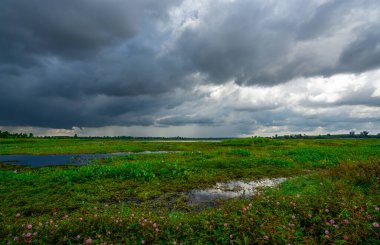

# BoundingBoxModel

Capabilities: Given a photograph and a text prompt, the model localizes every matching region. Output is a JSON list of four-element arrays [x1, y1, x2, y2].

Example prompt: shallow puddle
[[0, 151, 179, 167], [188, 178, 287, 204]]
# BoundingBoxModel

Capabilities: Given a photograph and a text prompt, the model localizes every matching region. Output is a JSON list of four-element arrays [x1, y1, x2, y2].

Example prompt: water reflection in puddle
[[0, 151, 179, 167], [188, 178, 287, 204]]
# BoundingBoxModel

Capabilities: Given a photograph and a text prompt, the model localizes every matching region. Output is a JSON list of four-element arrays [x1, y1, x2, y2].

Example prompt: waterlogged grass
[[0, 138, 207, 155], [0, 138, 379, 244]]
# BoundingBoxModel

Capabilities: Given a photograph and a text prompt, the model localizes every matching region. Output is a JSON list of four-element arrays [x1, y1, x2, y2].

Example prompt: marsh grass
[[0, 138, 379, 244]]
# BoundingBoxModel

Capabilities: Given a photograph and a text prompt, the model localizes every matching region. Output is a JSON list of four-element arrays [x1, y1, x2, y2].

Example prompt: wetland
[[0, 137, 379, 244]]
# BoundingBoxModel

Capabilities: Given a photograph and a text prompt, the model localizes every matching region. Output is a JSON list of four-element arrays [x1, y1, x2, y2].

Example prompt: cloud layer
[[0, 0, 380, 136]]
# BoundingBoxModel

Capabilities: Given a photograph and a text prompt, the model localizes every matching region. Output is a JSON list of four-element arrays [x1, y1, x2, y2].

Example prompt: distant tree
[[360, 131, 369, 137], [29, 133, 34, 138], [74, 133, 78, 138], [0, 130, 9, 138], [349, 131, 355, 136], [0, 130, 30, 138]]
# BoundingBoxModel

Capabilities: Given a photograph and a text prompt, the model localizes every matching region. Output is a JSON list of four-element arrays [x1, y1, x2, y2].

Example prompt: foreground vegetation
[[0, 138, 379, 244]]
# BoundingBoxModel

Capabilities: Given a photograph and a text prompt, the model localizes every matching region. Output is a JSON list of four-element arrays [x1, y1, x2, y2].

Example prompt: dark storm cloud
[[0, 0, 176, 63], [170, 0, 380, 86], [1, 0, 380, 131], [0, 0, 185, 128], [0, 89, 186, 128]]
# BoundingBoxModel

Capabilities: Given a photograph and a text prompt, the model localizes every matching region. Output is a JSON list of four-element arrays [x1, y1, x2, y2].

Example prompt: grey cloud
[[156, 115, 215, 126], [1, 0, 380, 132], [301, 85, 380, 108], [338, 27, 380, 73], [171, 0, 380, 86], [296, 0, 349, 40], [234, 104, 280, 112], [248, 106, 380, 133]]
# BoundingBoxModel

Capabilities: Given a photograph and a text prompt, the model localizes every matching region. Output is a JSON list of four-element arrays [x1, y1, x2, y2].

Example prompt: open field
[[0, 138, 379, 244]]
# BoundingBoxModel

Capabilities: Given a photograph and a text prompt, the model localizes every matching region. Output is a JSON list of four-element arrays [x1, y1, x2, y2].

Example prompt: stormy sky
[[1, 0, 380, 137]]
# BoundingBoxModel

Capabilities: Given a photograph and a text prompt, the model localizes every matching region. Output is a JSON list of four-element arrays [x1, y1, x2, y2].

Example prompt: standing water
[[0, 151, 178, 167], [188, 178, 287, 204]]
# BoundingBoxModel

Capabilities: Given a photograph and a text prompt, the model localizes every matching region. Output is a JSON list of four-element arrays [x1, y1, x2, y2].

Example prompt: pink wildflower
[[224, 223, 228, 227], [263, 235, 269, 240], [325, 230, 330, 235], [13, 236, 19, 241], [372, 222, 379, 228], [86, 238, 92, 244], [343, 235, 349, 240], [26, 233, 31, 238], [375, 206, 379, 211], [15, 213, 20, 218], [141, 240, 145, 244], [230, 234, 233, 240], [27, 224, 32, 229], [76, 235, 81, 239], [325, 208, 329, 213], [153, 223, 157, 228], [343, 219, 349, 225]]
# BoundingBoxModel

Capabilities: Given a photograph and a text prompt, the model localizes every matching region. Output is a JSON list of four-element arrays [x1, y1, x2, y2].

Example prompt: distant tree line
[[275, 131, 380, 139], [0, 130, 33, 138]]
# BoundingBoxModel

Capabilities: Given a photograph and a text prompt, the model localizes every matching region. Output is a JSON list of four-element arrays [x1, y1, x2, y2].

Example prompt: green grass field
[[0, 138, 379, 244]]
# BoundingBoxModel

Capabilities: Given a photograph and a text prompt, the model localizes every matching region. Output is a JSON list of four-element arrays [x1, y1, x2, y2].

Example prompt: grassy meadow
[[0, 138, 379, 244]]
